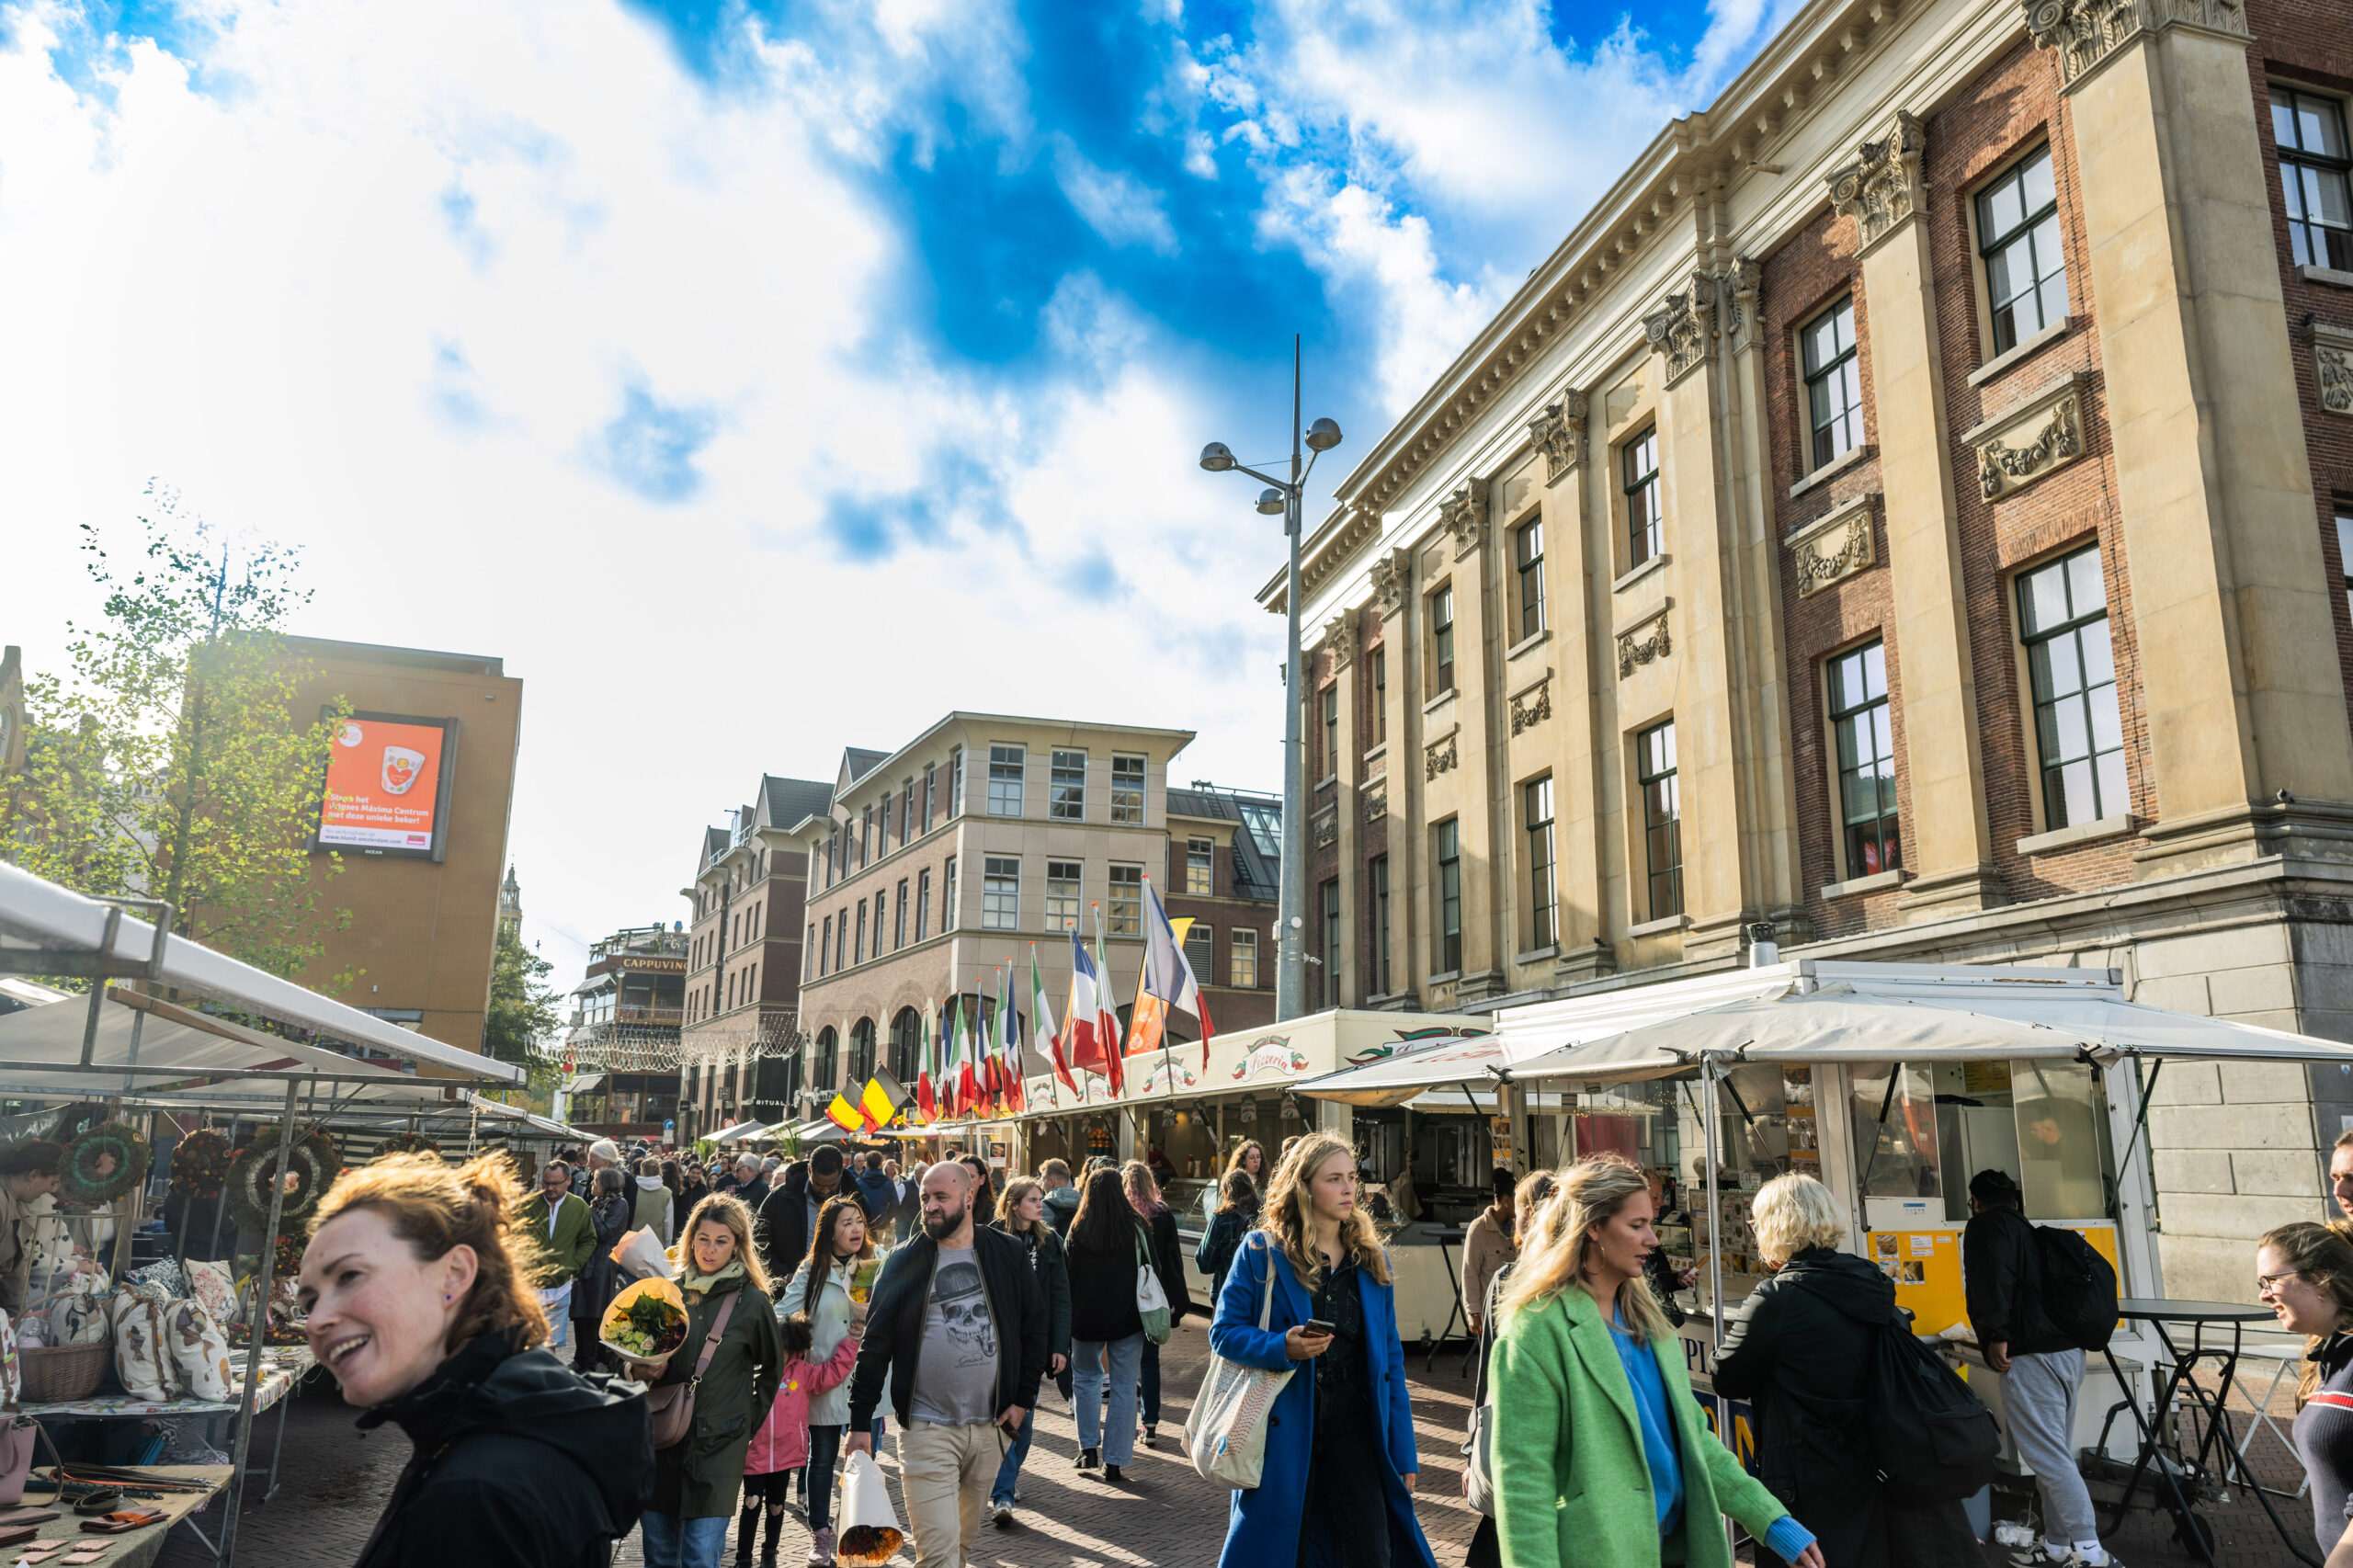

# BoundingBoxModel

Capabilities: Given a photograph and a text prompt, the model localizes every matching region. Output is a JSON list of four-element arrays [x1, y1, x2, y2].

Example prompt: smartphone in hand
[[1301, 1318, 1337, 1336]]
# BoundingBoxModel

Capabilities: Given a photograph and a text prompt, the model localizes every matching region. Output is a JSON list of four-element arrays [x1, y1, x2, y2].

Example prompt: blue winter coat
[[1207, 1231, 1438, 1568]]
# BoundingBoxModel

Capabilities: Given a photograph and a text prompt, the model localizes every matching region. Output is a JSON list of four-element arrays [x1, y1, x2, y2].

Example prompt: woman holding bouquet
[[635, 1193, 786, 1568], [779, 1193, 880, 1566]]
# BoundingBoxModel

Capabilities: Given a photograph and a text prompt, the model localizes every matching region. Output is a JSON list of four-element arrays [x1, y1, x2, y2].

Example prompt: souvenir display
[[60, 1125, 147, 1205], [166, 1131, 233, 1200], [369, 1131, 441, 1162], [222, 1126, 339, 1237], [108, 1290, 174, 1403], [165, 1300, 234, 1402]]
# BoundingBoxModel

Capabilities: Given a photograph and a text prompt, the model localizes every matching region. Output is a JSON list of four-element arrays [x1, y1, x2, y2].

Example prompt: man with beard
[[847, 1163, 1046, 1568]]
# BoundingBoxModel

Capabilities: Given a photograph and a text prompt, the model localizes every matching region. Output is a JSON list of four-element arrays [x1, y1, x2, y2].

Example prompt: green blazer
[[1490, 1283, 1790, 1568], [516, 1190, 596, 1287]]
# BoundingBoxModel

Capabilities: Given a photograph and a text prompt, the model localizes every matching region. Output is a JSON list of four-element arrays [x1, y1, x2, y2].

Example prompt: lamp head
[[1304, 417, 1342, 452], [1256, 488, 1286, 517], [1199, 442, 1236, 472]]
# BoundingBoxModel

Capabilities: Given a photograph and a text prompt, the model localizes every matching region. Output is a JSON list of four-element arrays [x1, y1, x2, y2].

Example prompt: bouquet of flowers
[[599, 1278, 688, 1364]]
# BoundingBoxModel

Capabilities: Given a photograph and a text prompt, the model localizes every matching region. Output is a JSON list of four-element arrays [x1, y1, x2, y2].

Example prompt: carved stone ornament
[[1827, 111, 1927, 256], [1510, 676, 1553, 736], [1361, 782, 1388, 823], [1370, 546, 1413, 614], [1529, 392, 1590, 484], [2024, 0, 2246, 87], [1313, 806, 1338, 849], [2317, 324, 2353, 418], [1784, 492, 1881, 597], [1643, 271, 1717, 387], [1425, 731, 1460, 781], [1970, 375, 2086, 500], [1617, 607, 1672, 679], [1722, 258, 1764, 356], [1323, 611, 1356, 670], [1439, 484, 1487, 559]]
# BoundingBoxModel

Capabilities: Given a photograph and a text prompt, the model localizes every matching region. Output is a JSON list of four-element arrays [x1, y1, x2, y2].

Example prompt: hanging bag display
[[1134, 1226, 1172, 1346], [1182, 1238, 1295, 1490]]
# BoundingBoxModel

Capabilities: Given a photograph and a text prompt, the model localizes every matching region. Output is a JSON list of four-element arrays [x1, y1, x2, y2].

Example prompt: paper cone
[[598, 1276, 688, 1361]]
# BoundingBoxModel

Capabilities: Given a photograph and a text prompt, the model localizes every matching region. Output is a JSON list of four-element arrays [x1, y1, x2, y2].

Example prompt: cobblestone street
[[153, 1317, 2330, 1567]]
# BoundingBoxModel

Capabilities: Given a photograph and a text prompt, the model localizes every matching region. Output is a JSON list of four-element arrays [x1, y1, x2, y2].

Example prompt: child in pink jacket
[[740, 1312, 858, 1567]]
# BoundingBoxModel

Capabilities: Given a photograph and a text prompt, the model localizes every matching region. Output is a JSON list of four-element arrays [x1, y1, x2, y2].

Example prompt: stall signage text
[[1232, 1037, 1312, 1081]]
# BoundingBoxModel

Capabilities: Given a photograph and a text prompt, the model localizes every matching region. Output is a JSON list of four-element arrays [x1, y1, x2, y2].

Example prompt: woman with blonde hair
[[2257, 1221, 2353, 1564], [1464, 1167, 1563, 1568], [633, 1192, 785, 1568], [1209, 1131, 1435, 1568], [984, 1176, 1071, 1526], [1491, 1155, 1823, 1568], [299, 1152, 651, 1568]]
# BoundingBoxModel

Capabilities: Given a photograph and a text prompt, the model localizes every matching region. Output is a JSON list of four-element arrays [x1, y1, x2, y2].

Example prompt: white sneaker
[[989, 1500, 1013, 1528]]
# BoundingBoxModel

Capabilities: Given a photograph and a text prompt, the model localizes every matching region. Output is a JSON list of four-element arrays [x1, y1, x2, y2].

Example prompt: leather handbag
[[646, 1290, 738, 1450]]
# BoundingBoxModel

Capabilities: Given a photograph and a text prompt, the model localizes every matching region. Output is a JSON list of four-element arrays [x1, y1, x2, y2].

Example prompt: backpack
[[2033, 1224, 2119, 1352], [1865, 1308, 2000, 1506]]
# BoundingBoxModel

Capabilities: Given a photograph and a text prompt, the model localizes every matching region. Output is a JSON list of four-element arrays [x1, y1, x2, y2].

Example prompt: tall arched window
[[814, 1027, 838, 1092], [849, 1017, 877, 1085], [889, 1008, 923, 1083]]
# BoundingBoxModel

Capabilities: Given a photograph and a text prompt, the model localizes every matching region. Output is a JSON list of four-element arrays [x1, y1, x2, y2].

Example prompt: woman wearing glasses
[[2257, 1222, 2353, 1566]]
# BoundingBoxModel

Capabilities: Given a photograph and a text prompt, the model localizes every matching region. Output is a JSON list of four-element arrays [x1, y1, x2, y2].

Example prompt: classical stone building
[[1268, 0, 2353, 1296]]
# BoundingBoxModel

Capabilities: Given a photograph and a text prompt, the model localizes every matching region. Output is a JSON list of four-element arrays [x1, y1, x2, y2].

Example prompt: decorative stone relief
[[1722, 258, 1764, 356], [1312, 807, 1338, 849], [1361, 782, 1388, 823], [1509, 676, 1553, 736], [1617, 607, 1673, 679], [1439, 484, 1487, 558], [1370, 546, 1412, 614], [1643, 271, 1717, 386], [1827, 111, 1927, 255], [2024, 0, 2245, 87], [1969, 374, 2087, 500], [1784, 492, 1881, 597], [1425, 731, 1460, 781], [1529, 392, 1589, 483], [2318, 324, 2353, 417], [1323, 611, 1356, 670]]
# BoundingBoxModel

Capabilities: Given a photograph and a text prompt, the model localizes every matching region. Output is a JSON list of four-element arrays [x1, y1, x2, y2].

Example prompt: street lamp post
[[1200, 335, 1342, 1023]]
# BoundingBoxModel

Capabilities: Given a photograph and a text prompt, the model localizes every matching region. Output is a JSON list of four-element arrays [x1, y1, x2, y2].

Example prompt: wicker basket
[[19, 1344, 111, 1403]]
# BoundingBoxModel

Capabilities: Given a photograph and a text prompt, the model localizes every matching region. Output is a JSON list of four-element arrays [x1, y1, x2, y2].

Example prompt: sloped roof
[[761, 776, 833, 831], [843, 748, 888, 781]]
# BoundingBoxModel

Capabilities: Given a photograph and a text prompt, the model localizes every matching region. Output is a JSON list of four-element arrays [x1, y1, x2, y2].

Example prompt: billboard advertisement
[[316, 712, 459, 858]]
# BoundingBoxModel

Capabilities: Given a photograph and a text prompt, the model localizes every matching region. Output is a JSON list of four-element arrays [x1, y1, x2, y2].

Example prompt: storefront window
[[1850, 1062, 1941, 1200]]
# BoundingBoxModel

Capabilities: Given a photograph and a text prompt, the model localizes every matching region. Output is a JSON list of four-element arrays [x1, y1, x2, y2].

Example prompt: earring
[[443, 1293, 453, 1305]]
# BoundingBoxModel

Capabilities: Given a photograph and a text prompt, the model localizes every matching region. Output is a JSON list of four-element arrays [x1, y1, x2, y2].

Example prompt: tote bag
[[1182, 1240, 1295, 1490], [1135, 1227, 1173, 1346]]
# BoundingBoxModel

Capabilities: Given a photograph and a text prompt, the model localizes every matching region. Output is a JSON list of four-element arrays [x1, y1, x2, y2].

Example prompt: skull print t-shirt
[[910, 1242, 999, 1426]]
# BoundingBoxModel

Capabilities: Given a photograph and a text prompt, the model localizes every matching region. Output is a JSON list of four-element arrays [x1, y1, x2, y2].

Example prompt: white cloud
[[1053, 137, 1180, 256]]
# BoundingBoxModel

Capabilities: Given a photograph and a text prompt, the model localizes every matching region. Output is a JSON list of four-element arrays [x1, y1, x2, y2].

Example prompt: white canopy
[[0, 992, 447, 1100], [709, 1120, 776, 1145], [1290, 1033, 1515, 1107], [0, 862, 521, 1085]]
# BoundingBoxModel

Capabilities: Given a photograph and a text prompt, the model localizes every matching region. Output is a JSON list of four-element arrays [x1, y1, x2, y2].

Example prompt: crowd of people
[[281, 1125, 2353, 1568]]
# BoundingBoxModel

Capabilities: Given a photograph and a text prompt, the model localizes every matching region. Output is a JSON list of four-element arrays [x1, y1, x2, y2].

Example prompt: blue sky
[[0, 0, 1792, 990]]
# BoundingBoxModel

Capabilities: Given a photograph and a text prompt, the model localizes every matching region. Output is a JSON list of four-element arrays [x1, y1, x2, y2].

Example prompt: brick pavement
[[153, 1319, 2330, 1567]]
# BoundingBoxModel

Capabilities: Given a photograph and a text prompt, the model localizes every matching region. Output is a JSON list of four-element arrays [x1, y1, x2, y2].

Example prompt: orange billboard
[[317, 713, 457, 857]]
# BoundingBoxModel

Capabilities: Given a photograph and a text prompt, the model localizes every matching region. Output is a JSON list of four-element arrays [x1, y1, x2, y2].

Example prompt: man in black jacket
[[1963, 1169, 2116, 1568], [847, 1162, 1046, 1568], [756, 1146, 846, 1283]]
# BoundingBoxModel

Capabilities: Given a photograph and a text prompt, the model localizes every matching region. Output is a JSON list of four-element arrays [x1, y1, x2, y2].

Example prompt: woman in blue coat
[[1208, 1130, 1437, 1568]]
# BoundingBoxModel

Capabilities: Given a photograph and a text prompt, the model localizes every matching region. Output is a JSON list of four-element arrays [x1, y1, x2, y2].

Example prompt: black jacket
[[754, 1171, 818, 1285], [847, 1225, 1047, 1431], [1962, 1205, 2071, 1356], [1712, 1248, 1894, 1568], [1144, 1205, 1190, 1321], [1065, 1218, 1152, 1343], [352, 1329, 650, 1568], [570, 1191, 633, 1325]]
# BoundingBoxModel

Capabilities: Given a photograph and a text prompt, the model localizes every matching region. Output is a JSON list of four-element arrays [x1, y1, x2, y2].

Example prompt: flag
[[1034, 945, 1076, 1099], [860, 1070, 905, 1134], [916, 1000, 938, 1123], [981, 969, 1005, 1112], [999, 963, 1026, 1112], [1093, 907, 1125, 1096], [959, 982, 983, 1114], [1065, 928, 1109, 1081], [824, 1093, 864, 1135], [1127, 875, 1214, 1071]]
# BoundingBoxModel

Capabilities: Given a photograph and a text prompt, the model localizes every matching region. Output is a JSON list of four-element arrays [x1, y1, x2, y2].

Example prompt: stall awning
[[0, 992, 455, 1101], [563, 1074, 607, 1095], [709, 1120, 775, 1145], [0, 864, 521, 1084]]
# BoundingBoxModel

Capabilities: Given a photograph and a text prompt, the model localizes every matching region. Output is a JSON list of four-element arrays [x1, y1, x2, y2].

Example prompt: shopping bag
[[1134, 1229, 1171, 1346], [1183, 1239, 1294, 1490], [834, 1449, 905, 1565]]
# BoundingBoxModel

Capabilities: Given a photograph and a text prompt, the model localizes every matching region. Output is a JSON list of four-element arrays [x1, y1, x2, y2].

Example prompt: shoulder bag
[[1461, 1267, 1508, 1516], [646, 1290, 740, 1450], [1135, 1226, 1173, 1346], [1182, 1238, 1296, 1490]]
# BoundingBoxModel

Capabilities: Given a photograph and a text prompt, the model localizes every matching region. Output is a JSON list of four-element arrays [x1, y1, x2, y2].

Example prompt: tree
[[483, 926, 561, 1087], [6, 494, 354, 980]]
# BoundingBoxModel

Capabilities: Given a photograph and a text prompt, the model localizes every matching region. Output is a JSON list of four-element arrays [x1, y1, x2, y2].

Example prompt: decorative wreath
[[62, 1120, 151, 1203], [271, 1229, 305, 1281], [369, 1131, 442, 1163], [170, 1130, 234, 1200], [224, 1125, 341, 1236]]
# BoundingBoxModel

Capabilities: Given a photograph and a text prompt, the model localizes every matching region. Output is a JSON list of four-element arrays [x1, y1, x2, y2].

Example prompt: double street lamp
[[1200, 335, 1342, 1024]]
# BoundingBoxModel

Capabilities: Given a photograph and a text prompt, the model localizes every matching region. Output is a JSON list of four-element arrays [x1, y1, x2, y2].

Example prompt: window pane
[[2275, 87, 2300, 149], [988, 744, 1025, 816], [2021, 147, 2055, 217], [1981, 176, 2023, 242], [1108, 864, 1142, 935]]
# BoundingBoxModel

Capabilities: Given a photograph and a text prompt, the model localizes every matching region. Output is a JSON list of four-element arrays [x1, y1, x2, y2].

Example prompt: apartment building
[[676, 774, 831, 1140], [562, 924, 687, 1141], [1164, 783, 1283, 1037], [1269, 0, 2353, 1296]]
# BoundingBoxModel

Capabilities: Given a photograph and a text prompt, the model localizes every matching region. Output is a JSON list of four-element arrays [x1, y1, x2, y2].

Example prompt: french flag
[[1065, 927, 1123, 1096]]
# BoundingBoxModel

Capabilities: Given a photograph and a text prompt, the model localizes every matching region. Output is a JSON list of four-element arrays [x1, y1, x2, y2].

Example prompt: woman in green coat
[[631, 1193, 784, 1568], [1489, 1156, 1826, 1568]]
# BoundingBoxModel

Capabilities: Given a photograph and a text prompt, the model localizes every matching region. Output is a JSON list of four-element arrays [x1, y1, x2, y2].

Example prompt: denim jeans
[[543, 1313, 571, 1350], [806, 1424, 843, 1532], [1140, 1339, 1161, 1426], [989, 1404, 1034, 1506], [1072, 1333, 1143, 1466], [639, 1512, 729, 1568]]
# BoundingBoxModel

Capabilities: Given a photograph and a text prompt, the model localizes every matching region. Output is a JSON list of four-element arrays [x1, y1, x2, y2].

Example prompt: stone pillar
[[1835, 110, 2006, 917], [1431, 484, 1503, 1003], [2031, 0, 2353, 873], [1324, 609, 1359, 1007], [1372, 547, 1429, 1004]]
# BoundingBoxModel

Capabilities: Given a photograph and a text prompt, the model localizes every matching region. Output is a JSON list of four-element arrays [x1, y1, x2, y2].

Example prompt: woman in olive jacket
[[630, 1194, 784, 1568]]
